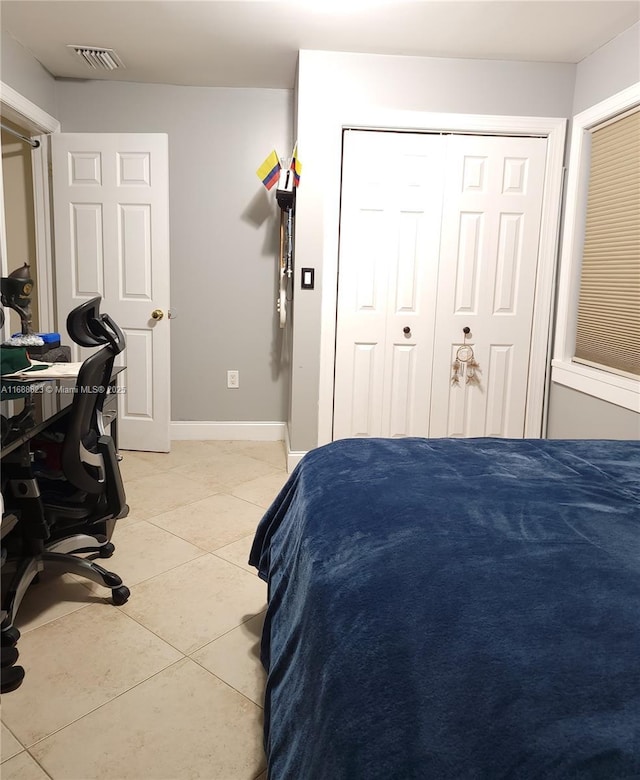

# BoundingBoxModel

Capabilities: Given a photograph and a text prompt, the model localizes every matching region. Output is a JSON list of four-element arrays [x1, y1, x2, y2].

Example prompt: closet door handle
[[403, 326, 411, 335]]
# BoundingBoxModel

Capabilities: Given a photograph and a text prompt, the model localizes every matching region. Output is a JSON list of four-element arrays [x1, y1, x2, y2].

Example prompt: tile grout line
[[122, 522, 215, 556], [121, 469, 285, 521], [4, 574, 267, 750], [23, 553, 264, 656], [20, 653, 267, 760], [187, 656, 266, 711], [0, 719, 28, 763], [13, 597, 94, 637], [142, 513, 260, 555], [72, 545, 210, 595], [108, 576, 266, 659], [18, 657, 190, 753], [116, 547, 260, 591], [5, 443, 280, 776], [180, 608, 268, 657], [210, 547, 259, 577], [24, 747, 55, 780]]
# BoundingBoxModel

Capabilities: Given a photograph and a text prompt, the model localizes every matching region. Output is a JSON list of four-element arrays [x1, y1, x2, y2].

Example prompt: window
[[574, 109, 640, 378], [552, 83, 640, 412]]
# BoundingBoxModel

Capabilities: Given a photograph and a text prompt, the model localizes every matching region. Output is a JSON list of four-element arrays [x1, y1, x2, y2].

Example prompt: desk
[[0, 366, 126, 692], [1, 365, 124, 458], [1, 378, 68, 692], [1, 380, 73, 458]]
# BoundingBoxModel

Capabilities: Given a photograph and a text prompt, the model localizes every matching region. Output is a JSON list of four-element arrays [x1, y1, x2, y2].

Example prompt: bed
[[249, 437, 640, 780]]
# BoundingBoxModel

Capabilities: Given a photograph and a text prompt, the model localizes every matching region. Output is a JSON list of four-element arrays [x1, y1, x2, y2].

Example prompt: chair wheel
[[1, 664, 25, 693], [99, 542, 115, 558], [112, 586, 130, 606], [1, 626, 20, 647], [1, 645, 19, 668]]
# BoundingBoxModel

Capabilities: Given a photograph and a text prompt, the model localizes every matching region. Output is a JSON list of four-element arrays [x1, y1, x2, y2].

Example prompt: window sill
[[551, 360, 640, 413]]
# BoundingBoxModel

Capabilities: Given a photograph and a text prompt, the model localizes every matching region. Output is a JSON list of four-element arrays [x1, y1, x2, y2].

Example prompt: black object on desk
[[1, 297, 130, 693]]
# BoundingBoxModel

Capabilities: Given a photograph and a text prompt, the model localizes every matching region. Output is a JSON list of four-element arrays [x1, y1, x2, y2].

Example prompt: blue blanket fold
[[250, 438, 640, 780]]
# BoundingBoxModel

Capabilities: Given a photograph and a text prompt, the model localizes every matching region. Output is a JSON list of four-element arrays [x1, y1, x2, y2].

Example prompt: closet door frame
[[317, 110, 566, 445]]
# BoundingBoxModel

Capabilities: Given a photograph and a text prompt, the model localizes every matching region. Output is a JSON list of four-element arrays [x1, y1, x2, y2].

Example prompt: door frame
[[0, 81, 59, 332], [318, 110, 566, 444]]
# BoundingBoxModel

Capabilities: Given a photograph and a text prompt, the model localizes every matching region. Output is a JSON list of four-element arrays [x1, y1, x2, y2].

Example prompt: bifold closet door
[[333, 131, 446, 439], [333, 129, 548, 441], [428, 134, 547, 438]]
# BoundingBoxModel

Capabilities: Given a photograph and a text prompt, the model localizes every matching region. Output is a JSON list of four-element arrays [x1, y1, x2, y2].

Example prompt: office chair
[[38, 297, 128, 547], [38, 297, 130, 583], [1, 297, 130, 649]]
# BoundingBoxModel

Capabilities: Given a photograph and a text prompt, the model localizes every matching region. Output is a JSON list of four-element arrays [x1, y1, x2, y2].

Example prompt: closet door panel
[[429, 134, 548, 438], [334, 130, 445, 440]]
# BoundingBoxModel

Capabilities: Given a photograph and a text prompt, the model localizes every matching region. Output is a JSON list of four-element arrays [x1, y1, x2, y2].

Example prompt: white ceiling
[[2, 0, 639, 89]]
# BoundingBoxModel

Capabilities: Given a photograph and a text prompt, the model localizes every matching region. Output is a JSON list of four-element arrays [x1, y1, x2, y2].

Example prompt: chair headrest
[[66, 297, 125, 354]]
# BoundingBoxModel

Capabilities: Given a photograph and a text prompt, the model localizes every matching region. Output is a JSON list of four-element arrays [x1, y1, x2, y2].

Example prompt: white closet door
[[333, 130, 446, 439], [333, 130, 549, 442], [429, 134, 547, 438]]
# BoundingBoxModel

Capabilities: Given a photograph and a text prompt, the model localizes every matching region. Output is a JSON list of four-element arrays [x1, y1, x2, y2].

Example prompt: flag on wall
[[257, 150, 281, 190], [290, 143, 302, 187]]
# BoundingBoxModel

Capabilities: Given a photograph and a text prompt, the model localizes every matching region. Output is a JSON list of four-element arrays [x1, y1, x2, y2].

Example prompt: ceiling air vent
[[67, 45, 125, 71]]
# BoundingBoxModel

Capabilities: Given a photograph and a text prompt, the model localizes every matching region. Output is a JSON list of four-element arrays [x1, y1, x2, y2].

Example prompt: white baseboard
[[171, 421, 286, 441], [286, 451, 306, 472], [284, 425, 307, 472]]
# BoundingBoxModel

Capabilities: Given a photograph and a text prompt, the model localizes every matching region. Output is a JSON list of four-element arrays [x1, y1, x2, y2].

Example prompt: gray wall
[[546, 22, 640, 440], [572, 21, 640, 113], [0, 29, 57, 117], [55, 80, 293, 423], [290, 50, 576, 452], [547, 384, 640, 439]]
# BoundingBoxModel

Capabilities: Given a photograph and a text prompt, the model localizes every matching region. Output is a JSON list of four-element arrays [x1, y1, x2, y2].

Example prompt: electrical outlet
[[227, 370, 239, 389]]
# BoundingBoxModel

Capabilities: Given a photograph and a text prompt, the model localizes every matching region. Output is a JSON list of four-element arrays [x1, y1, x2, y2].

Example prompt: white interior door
[[333, 130, 445, 439], [429, 134, 547, 437], [51, 133, 170, 452], [334, 130, 547, 440]]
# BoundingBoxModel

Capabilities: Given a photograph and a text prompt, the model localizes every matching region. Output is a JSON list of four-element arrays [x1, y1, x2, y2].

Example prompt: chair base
[[2, 547, 129, 627], [46, 532, 113, 556], [1, 538, 131, 690]]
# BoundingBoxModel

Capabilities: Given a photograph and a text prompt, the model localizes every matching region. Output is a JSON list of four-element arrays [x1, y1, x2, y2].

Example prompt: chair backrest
[[62, 297, 126, 496]]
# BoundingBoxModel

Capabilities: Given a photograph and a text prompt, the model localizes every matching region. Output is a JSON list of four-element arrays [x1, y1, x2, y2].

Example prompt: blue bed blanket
[[249, 438, 640, 780]]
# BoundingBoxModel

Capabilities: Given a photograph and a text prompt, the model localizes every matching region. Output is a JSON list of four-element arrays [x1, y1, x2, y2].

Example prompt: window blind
[[574, 108, 640, 377]]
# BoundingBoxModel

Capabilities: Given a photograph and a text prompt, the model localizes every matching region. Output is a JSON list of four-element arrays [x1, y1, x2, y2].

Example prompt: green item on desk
[[0, 345, 49, 376]]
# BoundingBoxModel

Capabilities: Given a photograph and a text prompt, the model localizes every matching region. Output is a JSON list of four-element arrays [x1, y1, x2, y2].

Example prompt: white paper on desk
[[8, 362, 84, 379]]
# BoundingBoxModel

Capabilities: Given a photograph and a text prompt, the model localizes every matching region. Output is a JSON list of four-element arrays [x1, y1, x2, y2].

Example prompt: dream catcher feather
[[451, 327, 481, 387]]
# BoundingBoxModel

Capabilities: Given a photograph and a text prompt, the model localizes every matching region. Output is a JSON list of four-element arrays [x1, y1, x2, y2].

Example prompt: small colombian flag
[[257, 150, 281, 191], [290, 144, 302, 187]]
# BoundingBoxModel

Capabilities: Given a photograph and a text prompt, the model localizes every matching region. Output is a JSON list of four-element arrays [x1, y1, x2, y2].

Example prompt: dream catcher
[[451, 327, 481, 386]]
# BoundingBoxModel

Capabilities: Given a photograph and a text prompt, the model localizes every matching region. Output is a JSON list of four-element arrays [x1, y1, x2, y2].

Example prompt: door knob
[[151, 309, 164, 320], [403, 326, 411, 335]]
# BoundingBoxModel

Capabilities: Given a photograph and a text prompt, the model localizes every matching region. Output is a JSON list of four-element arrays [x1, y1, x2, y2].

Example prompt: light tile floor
[[1, 440, 288, 780]]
